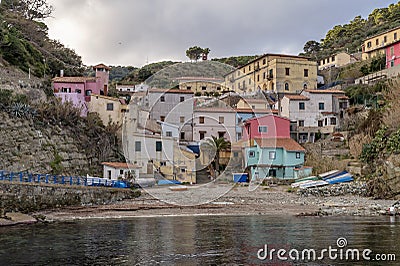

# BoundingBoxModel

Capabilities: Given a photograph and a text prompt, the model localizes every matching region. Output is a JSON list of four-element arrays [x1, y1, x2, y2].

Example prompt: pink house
[[386, 40, 400, 68], [53, 64, 111, 115], [242, 114, 290, 141]]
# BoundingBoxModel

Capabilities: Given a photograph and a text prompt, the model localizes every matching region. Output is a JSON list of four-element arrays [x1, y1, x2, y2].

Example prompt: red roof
[[101, 162, 141, 169], [53, 76, 97, 83], [284, 94, 310, 101], [253, 138, 305, 151], [93, 63, 111, 70], [305, 89, 345, 94]]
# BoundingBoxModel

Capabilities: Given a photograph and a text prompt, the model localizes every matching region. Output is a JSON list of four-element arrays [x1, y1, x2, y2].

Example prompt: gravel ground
[[34, 184, 397, 222]]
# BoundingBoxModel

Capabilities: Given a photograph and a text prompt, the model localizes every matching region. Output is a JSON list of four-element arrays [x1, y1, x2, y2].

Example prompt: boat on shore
[[298, 180, 329, 189]]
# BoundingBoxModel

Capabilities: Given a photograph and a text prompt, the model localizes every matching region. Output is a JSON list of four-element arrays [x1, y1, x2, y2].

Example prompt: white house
[[101, 162, 140, 181], [193, 107, 238, 142], [279, 89, 349, 143]]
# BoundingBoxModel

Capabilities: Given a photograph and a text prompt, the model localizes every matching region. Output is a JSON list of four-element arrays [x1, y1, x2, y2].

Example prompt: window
[[395, 32, 398, 40], [249, 151, 255, 157], [202, 86, 207, 91], [318, 120, 323, 127], [180, 132, 185, 140], [249, 79, 251, 85], [257, 75, 260, 82], [199, 131, 206, 140], [298, 120, 304, 127], [219, 116, 224, 124], [180, 116, 185, 123], [263, 72, 266, 79], [156, 141, 162, 152], [269, 69, 273, 79], [391, 60, 395, 67], [384, 36, 387, 43], [367, 41, 372, 48], [263, 58, 266, 65], [76, 89, 82, 94], [299, 102, 305, 110], [330, 117, 337, 125], [258, 126, 267, 133], [233, 152, 239, 158], [217, 87, 221, 91], [319, 102, 325, 110], [160, 116, 165, 122], [199, 116, 205, 124], [296, 152, 301, 159], [135, 141, 141, 152], [187, 86, 192, 90], [269, 151, 276, 160], [376, 39, 379, 46], [285, 68, 290, 75], [180, 168, 186, 173], [242, 80, 245, 89], [160, 161, 166, 166], [284, 83, 289, 91], [166, 131, 172, 137], [160, 96, 165, 102], [391, 47, 395, 56], [120, 169, 124, 175], [180, 96, 185, 102], [304, 69, 309, 77], [106, 103, 114, 111], [218, 131, 225, 138], [85, 90, 92, 96], [327, 58, 330, 63], [249, 65, 251, 71], [332, 56, 335, 62], [237, 132, 242, 140]]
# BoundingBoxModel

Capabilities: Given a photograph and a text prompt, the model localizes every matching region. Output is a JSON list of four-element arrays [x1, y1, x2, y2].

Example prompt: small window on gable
[[249, 151, 255, 157], [296, 152, 301, 159], [269, 151, 276, 160], [106, 103, 114, 111], [258, 126, 267, 133]]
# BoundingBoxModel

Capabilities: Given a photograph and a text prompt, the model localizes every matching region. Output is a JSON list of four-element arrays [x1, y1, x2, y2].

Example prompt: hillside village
[[48, 24, 400, 189]]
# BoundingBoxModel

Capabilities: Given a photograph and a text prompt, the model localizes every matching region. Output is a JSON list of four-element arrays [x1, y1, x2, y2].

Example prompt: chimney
[[60, 70, 64, 77]]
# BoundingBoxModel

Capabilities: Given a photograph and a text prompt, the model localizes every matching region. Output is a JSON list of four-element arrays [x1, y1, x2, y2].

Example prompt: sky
[[45, 0, 398, 67]]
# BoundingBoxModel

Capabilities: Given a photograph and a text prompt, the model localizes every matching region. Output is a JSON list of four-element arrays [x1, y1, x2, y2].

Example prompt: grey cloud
[[47, 0, 397, 66]]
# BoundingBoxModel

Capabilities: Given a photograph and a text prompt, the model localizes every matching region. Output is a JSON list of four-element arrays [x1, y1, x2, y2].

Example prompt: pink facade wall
[[386, 42, 400, 68], [242, 115, 290, 141], [54, 93, 88, 116], [53, 81, 100, 102]]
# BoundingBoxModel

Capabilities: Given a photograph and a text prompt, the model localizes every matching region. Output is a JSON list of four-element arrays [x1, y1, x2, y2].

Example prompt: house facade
[[244, 138, 308, 179], [146, 88, 194, 142], [193, 107, 237, 142], [102, 162, 140, 181], [386, 39, 400, 68], [362, 25, 400, 60], [224, 54, 318, 94], [88, 94, 128, 126], [242, 114, 291, 141], [279, 90, 349, 143], [318, 52, 358, 70], [53, 64, 111, 114], [176, 77, 227, 95]]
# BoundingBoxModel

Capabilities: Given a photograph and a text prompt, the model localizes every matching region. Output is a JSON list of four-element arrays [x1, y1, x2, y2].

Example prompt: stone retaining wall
[[0, 182, 140, 214], [297, 181, 368, 197]]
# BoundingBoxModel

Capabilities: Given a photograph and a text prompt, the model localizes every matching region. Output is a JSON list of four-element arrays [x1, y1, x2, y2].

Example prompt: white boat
[[299, 180, 329, 189]]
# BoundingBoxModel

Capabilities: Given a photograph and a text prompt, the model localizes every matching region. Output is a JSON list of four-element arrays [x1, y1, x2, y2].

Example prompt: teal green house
[[244, 138, 312, 180]]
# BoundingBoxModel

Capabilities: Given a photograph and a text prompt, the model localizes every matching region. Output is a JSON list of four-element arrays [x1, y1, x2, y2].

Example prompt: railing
[[0, 171, 124, 188]]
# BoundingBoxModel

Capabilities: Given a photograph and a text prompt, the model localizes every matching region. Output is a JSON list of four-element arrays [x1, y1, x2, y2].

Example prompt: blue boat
[[157, 180, 182, 186], [326, 173, 354, 184], [322, 170, 348, 181]]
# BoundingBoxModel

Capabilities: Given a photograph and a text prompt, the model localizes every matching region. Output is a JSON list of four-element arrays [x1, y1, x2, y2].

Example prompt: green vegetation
[[0, 2, 83, 78], [301, 2, 400, 60], [212, 55, 258, 68], [185, 46, 210, 62], [345, 81, 387, 106]]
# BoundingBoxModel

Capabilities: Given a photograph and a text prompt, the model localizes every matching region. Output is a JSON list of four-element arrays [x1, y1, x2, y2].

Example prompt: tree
[[4, 0, 54, 20], [185, 46, 210, 62], [201, 136, 231, 175], [303, 40, 321, 57]]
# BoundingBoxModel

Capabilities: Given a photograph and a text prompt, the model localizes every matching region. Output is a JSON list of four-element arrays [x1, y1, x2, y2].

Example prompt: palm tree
[[201, 136, 231, 175]]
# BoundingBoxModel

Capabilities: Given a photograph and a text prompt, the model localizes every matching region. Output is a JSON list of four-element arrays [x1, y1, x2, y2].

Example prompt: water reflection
[[0, 215, 398, 265]]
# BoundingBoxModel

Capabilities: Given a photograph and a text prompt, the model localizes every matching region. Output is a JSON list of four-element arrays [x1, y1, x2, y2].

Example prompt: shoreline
[[1, 184, 397, 225]]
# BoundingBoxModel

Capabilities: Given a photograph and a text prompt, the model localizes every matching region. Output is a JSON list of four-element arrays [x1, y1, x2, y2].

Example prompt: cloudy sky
[[45, 0, 397, 67]]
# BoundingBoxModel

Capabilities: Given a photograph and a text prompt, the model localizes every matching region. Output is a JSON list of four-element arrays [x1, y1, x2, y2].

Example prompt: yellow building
[[176, 77, 228, 95], [318, 52, 359, 70], [362, 25, 400, 60], [224, 54, 318, 94], [236, 98, 271, 110], [88, 94, 128, 126]]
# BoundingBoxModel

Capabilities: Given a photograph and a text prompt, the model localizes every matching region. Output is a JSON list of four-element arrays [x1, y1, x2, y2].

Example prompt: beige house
[[176, 77, 228, 95], [88, 94, 128, 125], [236, 98, 271, 110], [224, 54, 318, 94], [362, 25, 400, 60], [318, 52, 359, 70]]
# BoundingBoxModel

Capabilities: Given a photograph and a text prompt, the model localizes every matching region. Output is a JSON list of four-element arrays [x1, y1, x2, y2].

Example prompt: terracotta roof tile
[[101, 162, 140, 169], [253, 138, 305, 151], [149, 88, 194, 94], [53, 76, 97, 83], [93, 63, 111, 70], [305, 89, 345, 94], [284, 94, 310, 101]]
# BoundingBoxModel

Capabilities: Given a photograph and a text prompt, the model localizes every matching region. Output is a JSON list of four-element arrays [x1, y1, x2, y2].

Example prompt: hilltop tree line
[[301, 2, 400, 60]]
